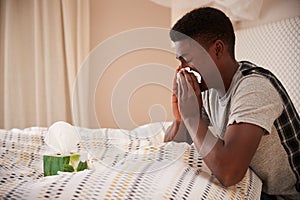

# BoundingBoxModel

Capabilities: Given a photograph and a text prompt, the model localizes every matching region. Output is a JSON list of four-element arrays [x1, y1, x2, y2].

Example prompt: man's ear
[[215, 40, 224, 57]]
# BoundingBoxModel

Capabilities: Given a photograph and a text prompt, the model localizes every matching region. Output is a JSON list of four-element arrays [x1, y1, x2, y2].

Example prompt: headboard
[[235, 16, 300, 114]]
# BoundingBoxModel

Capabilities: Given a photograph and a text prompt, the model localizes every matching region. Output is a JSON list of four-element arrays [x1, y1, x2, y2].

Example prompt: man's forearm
[[183, 117, 218, 157]]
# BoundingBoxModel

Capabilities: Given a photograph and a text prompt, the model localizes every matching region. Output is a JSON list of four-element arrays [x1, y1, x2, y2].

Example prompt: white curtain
[[0, 0, 90, 129]]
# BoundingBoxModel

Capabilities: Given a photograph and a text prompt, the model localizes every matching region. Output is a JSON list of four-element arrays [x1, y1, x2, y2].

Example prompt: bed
[[0, 122, 262, 199]]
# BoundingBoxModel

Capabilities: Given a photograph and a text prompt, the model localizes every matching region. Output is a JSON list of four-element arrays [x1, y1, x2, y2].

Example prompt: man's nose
[[179, 57, 188, 68]]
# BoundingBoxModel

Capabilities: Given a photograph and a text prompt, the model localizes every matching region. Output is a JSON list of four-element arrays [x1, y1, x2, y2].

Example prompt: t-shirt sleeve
[[228, 75, 283, 134]]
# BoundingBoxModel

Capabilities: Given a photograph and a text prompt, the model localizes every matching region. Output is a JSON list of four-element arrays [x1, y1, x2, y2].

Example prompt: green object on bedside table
[[43, 154, 88, 176]]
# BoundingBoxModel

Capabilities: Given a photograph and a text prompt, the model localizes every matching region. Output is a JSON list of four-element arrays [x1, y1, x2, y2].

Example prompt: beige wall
[[90, 0, 171, 49], [89, 0, 177, 129]]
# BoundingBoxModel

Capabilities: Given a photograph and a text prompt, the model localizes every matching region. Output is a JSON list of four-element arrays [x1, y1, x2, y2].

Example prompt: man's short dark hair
[[170, 7, 235, 58]]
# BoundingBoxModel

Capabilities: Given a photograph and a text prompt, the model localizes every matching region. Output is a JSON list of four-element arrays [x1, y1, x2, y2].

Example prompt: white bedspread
[[0, 122, 262, 199]]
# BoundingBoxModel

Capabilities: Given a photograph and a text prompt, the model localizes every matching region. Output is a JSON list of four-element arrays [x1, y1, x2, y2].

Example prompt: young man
[[164, 7, 300, 200]]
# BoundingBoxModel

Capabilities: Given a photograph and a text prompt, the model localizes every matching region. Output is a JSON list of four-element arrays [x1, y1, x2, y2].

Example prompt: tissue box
[[43, 154, 88, 176]]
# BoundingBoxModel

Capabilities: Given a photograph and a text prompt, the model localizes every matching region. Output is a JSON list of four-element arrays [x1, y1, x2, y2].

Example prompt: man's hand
[[164, 67, 182, 142], [165, 66, 203, 142], [171, 67, 182, 122], [177, 69, 203, 121]]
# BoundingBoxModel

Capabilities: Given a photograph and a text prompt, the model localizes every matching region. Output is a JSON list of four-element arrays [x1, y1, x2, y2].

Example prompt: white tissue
[[45, 121, 81, 155], [184, 67, 202, 83]]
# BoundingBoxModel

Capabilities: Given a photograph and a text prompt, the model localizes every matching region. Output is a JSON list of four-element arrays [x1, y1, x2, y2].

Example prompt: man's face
[[174, 38, 224, 91], [174, 39, 199, 70]]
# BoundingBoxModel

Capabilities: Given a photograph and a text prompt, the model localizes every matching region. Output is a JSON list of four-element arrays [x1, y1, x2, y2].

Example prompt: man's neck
[[219, 59, 239, 94]]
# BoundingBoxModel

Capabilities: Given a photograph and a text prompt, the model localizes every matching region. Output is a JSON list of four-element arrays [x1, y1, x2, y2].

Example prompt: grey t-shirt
[[202, 65, 300, 199]]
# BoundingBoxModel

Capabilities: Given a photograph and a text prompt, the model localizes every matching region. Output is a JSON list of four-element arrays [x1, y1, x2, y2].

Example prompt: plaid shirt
[[240, 61, 300, 192]]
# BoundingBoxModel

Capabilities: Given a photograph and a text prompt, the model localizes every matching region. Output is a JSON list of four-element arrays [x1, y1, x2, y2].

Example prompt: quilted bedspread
[[0, 122, 262, 199]]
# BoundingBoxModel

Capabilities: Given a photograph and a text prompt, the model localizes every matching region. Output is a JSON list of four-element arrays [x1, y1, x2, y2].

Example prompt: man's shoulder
[[238, 61, 276, 81]]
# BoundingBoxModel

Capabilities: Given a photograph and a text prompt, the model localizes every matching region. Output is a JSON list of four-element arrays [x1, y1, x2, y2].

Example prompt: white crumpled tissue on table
[[45, 121, 81, 155]]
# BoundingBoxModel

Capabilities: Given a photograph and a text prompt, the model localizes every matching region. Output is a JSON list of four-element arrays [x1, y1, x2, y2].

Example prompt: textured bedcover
[[0, 122, 262, 199]]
